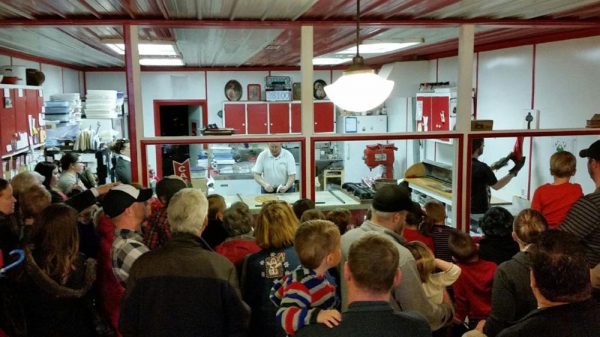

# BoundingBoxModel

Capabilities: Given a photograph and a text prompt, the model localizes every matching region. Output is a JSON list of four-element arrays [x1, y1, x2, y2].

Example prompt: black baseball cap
[[102, 184, 153, 218], [372, 184, 412, 213], [579, 140, 600, 160]]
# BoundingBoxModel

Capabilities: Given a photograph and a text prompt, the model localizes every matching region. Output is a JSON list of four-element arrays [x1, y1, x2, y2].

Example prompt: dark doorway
[[159, 105, 189, 136]]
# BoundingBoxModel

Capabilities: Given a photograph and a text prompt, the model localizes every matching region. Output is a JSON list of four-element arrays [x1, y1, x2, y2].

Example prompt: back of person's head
[[60, 152, 79, 171], [449, 230, 478, 263], [20, 185, 51, 220], [472, 138, 484, 155], [550, 151, 576, 178], [326, 208, 352, 235], [292, 198, 315, 220], [110, 139, 129, 154], [422, 201, 446, 233], [405, 240, 435, 283], [223, 202, 253, 237], [35, 162, 57, 190], [156, 175, 187, 206], [480, 206, 514, 237], [33, 204, 79, 285], [405, 202, 425, 227], [168, 188, 208, 236], [348, 233, 399, 292], [207, 194, 226, 221], [11, 171, 44, 196], [300, 208, 325, 222], [295, 220, 340, 269], [513, 208, 548, 245], [530, 230, 591, 303], [255, 200, 298, 249]]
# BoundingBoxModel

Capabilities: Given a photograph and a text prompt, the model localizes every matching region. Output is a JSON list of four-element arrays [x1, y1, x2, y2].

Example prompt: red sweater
[[531, 182, 583, 228], [403, 227, 435, 253], [215, 238, 261, 267], [452, 259, 497, 322]]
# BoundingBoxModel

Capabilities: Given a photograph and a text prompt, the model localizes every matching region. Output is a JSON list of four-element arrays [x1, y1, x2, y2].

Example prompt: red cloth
[[452, 259, 497, 323], [215, 239, 261, 267], [96, 214, 125, 337], [403, 227, 435, 253], [531, 182, 583, 228]]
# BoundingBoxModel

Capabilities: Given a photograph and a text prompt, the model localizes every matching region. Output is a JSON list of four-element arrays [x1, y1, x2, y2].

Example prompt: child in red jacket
[[531, 151, 583, 228], [449, 230, 497, 331]]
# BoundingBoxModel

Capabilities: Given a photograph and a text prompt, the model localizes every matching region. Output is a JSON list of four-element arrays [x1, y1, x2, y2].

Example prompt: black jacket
[[18, 253, 97, 337], [120, 232, 250, 337]]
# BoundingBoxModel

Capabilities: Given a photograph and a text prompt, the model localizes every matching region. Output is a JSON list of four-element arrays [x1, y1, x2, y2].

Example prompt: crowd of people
[[1, 140, 600, 337]]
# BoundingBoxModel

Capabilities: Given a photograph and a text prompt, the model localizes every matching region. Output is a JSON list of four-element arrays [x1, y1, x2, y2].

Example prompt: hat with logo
[[579, 140, 600, 160], [372, 184, 412, 213], [102, 184, 152, 218]]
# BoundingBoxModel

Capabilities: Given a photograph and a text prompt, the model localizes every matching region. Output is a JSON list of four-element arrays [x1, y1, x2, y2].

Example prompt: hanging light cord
[[355, 0, 360, 57]]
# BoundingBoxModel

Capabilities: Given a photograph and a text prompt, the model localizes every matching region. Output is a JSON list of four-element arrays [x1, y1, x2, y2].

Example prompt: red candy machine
[[363, 144, 397, 179]]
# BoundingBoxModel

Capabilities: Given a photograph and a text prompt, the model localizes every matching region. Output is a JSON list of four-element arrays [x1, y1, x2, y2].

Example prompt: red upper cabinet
[[0, 89, 17, 156], [291, 103, 301, 133], [247, 103, 268, 134], [269, 103, 290, 134], [314, 102, 335, 133], [416, 96, 432, 131], [14, 89, 28, 135], [430, 96, 449, 132], [223, 103, 246, 134]]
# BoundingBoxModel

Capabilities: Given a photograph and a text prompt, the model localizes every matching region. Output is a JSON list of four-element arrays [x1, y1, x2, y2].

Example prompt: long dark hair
[[35, 162, 57, 190], [32, 204, 79, 285]]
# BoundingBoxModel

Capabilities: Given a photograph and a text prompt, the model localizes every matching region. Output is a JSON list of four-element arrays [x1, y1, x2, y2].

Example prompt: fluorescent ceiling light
[[336, 42, 422, 55], [105, 43, 178, 56], [313, 57, 352, 65], [139, 58, 185, 66]]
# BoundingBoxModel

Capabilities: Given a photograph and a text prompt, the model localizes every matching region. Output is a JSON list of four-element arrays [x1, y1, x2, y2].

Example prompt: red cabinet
[[269, 103, 290, 134], [247, 103, 268, 134], [314, 102, 335, 133], [416, 93, 455, 141], [14, 89, 28, 137], [0, 89, 16, 156], [223, 101, 335, 135], [223, 103, 246, 134], [291, 103, 301, 133]]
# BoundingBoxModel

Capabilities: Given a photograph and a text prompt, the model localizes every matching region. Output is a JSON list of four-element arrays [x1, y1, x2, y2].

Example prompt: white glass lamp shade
[[325, 70, 394, 112]]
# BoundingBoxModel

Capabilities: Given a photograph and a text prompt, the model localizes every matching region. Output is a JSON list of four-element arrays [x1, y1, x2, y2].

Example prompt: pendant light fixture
[[324, 0, 394, 113]]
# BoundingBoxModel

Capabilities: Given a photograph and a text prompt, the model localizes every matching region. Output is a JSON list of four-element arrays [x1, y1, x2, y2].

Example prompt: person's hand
[[317, 309, 341, 328], [490, 153, 512, 170], [277, 184, 289, 193], [96, 182, 120, 195], [264, 184, 275, 193], [475, 319, 486, 332], [509, 156, 526, 176]]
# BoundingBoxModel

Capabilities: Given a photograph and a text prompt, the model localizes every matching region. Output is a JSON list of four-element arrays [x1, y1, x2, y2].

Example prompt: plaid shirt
[[144, 205, 172, 250], [111, 229, 149, 284]]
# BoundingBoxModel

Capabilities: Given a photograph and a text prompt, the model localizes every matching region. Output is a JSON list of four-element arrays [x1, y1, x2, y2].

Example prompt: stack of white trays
[[85, 90, 119, 118]]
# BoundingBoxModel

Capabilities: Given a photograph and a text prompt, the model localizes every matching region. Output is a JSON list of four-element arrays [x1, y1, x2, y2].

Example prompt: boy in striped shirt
[[270, 220, 342, 335]]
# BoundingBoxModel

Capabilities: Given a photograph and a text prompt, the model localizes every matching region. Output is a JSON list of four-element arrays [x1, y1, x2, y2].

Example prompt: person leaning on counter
[[253, 143, 296, 193]]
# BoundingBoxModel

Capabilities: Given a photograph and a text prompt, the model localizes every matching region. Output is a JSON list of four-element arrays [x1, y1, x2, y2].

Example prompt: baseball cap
[[372, 184, 412, 213], [156, 175, 187, 205], [102, 184, 152, 218], [579, 140, 600, 160]]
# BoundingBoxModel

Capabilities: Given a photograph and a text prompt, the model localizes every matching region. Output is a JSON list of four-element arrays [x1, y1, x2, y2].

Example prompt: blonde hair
[[255, 201, 299, 249], [406, 241, 435, 283], [295, 220, 340, 269], [19, 185, 51, 220], [550, 151, 576, 178], [513, 208, 548, 245]]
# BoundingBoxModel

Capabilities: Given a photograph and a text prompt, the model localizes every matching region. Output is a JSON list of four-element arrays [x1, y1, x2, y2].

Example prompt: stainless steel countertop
[[212, 173, 255, 180]]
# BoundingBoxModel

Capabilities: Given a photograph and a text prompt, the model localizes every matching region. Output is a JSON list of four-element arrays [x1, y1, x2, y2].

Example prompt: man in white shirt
[[253, 143, 296, 193]]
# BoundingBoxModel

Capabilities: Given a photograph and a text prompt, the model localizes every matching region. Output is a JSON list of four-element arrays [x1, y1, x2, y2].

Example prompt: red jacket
[[403, 227, 435, 253], [215, 238, 261, 267], [96, 214, 125, 337], [452, 258, 497, 322]]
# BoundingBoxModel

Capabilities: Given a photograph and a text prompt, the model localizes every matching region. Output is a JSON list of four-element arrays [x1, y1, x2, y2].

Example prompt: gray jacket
[[340, 220, 453, 331], [484, 251, 537, 337]]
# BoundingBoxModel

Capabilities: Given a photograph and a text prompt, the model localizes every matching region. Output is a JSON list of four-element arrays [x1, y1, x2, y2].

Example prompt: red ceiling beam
[[1, 18, 600, 28]]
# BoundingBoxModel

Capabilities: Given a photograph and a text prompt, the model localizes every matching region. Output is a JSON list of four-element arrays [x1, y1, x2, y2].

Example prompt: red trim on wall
[[526, 44, 537, 200], [123, 24, 139, 183], [152, 99, 208, 178], [80, 65, 347, 72]]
